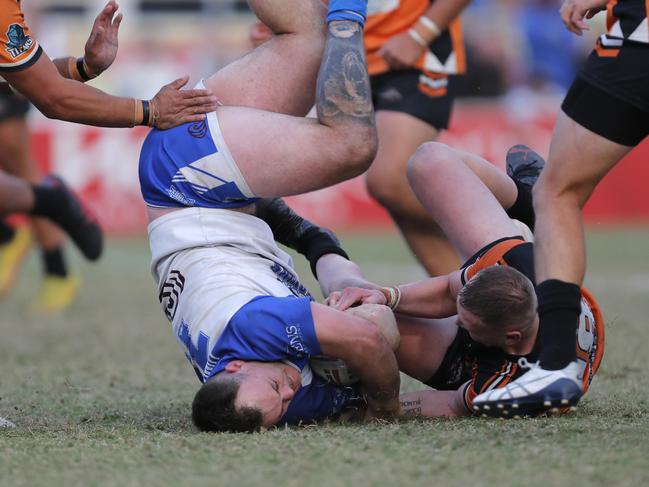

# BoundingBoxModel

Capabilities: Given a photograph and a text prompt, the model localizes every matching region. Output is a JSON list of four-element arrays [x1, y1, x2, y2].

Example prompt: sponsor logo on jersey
[[271, 263, 312, 299], [5, 24, 33, 59], [285, 324, 308, 357]]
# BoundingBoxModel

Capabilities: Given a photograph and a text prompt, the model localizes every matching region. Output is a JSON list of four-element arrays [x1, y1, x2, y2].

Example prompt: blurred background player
[[472, 0, 649, 415], [0, 0, 216, 310], [0, 94, 79, 311], [362, 0, 470, 276]]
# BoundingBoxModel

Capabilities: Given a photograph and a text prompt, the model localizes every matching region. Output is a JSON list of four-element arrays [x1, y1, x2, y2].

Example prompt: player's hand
[[150, 76, 220, 130], [326, 287, 386, 310], [83, 0, 123, 76], [378, 31, 426, 70], [559, 0, 608, 36]]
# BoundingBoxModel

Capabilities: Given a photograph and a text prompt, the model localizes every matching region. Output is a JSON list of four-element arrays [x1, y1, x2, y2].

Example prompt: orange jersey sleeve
[[0, 0, 42, 72]]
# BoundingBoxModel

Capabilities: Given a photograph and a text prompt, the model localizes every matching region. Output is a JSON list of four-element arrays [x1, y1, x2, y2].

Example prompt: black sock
[[536, 279, 582, 370], [256, 198, 348, 278], [0, 219, 15, 244], [42, 247, 67, 277], [506, 179, 535, 231]]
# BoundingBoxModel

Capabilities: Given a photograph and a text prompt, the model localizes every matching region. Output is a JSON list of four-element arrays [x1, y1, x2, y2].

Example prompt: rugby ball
[[310, 355, 359, 387]]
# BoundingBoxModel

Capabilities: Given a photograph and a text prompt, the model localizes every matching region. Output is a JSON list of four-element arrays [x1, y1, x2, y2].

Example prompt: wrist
[[417, 15, 441, 40], [379, 286, 401, 310], [407, 28, 429, 48], [133, 99, 158, 127], [68, 57, 98, 82]]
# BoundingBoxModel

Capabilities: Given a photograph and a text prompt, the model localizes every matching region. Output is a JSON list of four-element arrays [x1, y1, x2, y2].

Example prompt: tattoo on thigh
[[316, 21, 374, 126]]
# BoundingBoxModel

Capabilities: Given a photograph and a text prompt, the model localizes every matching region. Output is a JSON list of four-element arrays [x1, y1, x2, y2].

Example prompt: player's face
[[234, 362, 301, 428], [456, 303, 503, 348]]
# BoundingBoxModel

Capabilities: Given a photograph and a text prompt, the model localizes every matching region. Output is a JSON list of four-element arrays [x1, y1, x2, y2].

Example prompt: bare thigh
[[204, 0, 326, 116], [216, 105, 364, 196], [408, 143, 520, 260]]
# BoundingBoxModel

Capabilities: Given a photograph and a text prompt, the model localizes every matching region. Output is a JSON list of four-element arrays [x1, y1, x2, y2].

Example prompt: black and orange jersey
[[602, 0, 649, 45], [364, 0, 466, 78], [460, 236, 535, 285], [461, 288, 605, 413], [0, 0, 42, 72], [455, 237, 605, 413]]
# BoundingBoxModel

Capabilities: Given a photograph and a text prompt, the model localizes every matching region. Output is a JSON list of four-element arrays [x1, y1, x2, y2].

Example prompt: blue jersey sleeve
[[209, 296, 321, 377], [279, 375, 365, 425]]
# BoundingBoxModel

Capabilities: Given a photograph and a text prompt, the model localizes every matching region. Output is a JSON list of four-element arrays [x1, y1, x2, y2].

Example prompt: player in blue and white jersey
[[138, 0, 407, 432]]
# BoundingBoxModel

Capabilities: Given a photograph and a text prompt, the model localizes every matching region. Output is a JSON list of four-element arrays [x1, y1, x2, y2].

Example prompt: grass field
[[1, 229, 649, 487]]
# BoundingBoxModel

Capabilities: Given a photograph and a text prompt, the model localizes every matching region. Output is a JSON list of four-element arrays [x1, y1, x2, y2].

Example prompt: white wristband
[[408, 28, 428, 47], [418, 16, 441, 38]]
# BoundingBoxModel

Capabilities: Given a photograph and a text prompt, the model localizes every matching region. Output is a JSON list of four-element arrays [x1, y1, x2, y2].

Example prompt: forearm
[[355, 344, 401, 419], [52, 57, 92, 82], [424, 0, 472, 31], [316, 254, 377, 296], [399, 390, 469, 418], [37, 78, 136, 127], [393, 277, 457, 318]]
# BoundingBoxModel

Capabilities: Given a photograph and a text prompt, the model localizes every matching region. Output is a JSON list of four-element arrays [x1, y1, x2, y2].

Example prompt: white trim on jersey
[[628, 18, 649, 43]]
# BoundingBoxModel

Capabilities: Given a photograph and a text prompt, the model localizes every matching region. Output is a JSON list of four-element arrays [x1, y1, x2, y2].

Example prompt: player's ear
[[504, 330, 522, 345], [225, 360, 245, 373]]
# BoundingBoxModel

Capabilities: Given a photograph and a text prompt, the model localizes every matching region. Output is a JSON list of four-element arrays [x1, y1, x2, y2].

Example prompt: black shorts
[[0, 94, 29, 121], [562, 40, 649, 146], [423, 328, 472, 391], [370, 69, 456, 130]]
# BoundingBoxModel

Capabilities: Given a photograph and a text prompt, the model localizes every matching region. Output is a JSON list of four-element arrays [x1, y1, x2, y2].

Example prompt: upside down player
[[330, 142, 604, 416], [472, 0, 649, 415], [139, 0, 410, 431]]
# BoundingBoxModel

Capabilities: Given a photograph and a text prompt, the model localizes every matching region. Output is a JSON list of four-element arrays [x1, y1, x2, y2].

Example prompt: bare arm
[[425, 0, 473, 32], [0, 2, 216, 129], [399, 387, 469, 418], [2, 55, 217, 129], [311, 302, 400, 419], [315, 253, 379, 297], [330, 270, 463, 318]]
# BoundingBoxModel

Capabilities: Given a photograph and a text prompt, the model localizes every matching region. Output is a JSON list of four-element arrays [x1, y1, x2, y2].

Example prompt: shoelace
[[517, 357, 540, 370]]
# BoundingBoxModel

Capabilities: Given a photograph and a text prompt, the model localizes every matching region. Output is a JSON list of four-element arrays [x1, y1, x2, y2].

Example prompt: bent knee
[[406, 142, 456, 188]]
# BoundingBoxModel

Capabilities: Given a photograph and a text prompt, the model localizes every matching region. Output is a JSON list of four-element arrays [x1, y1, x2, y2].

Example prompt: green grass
[[1, 229, 649, 487]]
